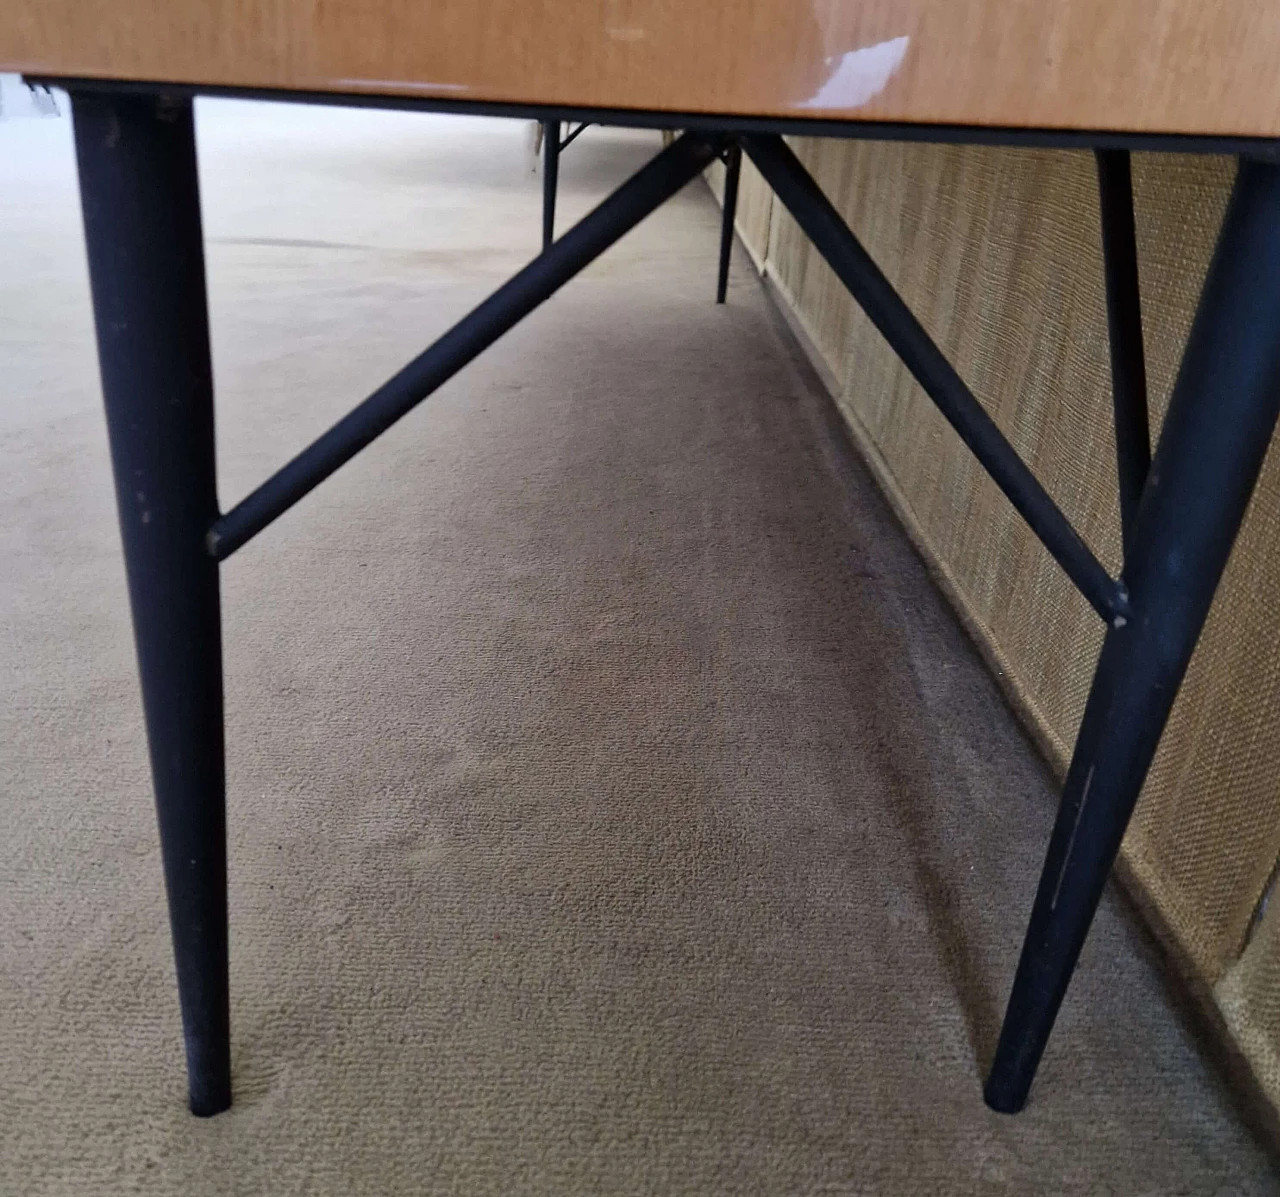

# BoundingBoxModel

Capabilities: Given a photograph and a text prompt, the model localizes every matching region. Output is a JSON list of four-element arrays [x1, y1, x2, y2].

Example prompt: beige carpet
[[1, 99, 1274, 1195]]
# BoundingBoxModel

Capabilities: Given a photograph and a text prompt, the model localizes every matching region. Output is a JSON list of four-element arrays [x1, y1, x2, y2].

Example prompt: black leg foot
[[72, 90, 231, 1116], [985, 157, 1280, 1113], [716, 143, 741, 303], [542, 119, 559, 251]]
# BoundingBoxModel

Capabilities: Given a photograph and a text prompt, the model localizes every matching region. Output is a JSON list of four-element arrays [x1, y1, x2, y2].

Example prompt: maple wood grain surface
[[1, 0, 1277, 136]]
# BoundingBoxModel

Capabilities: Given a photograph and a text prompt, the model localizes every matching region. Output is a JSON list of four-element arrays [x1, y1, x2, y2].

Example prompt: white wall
[[0, 73, 66, 121]]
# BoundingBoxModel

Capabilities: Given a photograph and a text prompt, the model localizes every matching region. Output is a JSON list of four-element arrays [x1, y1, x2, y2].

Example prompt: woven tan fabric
[[730, 138, 1280, 1112]]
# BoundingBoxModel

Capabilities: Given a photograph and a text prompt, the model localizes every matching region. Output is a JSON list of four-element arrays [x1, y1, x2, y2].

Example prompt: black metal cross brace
[[539, 117, 743, 304], [539, 119, 590, 250], [207, 129, 723, 560], [63, 81, 1280, 1118]]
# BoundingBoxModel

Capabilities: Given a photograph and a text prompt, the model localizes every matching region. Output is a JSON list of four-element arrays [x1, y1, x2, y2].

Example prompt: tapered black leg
[[72, 90, 230, 1116], [542, 119, 560, 250], [716, 143, 741, 303], [1096, 149, 1151, 556], [985, 157, 1280, 1114]]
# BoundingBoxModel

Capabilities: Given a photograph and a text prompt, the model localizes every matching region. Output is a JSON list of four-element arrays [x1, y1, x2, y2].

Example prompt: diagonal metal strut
[[740, 133, 1130, 626], [209, 131, 721, 561], [559, 122, 590, 151]]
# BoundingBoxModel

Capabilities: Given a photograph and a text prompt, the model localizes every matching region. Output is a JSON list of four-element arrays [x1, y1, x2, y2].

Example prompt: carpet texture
[[1, 100, 1274, 1194]]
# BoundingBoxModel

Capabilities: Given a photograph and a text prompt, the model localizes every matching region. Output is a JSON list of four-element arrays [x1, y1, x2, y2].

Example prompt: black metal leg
[[1096, 149, 1151, 556], [985, 157, 1280, 1113], [716, 143, 741, 303], [71, 91, 230, 1116], [542, 119, 559, 250]]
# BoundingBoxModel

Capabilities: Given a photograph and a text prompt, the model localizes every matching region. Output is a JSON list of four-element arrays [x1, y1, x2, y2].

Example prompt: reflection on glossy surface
[[5, 0, 1280, 136], [801, 35, 909, 110]]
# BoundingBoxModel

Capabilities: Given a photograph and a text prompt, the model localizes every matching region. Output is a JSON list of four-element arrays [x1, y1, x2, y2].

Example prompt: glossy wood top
[[3, 0, 1279, 138]]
